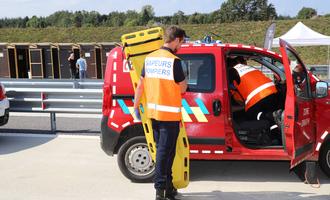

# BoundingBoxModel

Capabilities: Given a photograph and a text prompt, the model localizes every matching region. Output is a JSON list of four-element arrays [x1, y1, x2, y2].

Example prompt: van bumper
[[100, 115, 120, 156]]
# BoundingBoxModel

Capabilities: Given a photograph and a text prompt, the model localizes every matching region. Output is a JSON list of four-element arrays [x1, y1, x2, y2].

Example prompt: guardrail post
[[73, 80, 79, 89], [50, 112, 57, 133]]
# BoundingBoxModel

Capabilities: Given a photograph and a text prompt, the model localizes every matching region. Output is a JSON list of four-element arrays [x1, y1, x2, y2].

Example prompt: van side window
[[178, 54, 215, 93], [286, 49, 311, 99], [246, 59, 276, 81]]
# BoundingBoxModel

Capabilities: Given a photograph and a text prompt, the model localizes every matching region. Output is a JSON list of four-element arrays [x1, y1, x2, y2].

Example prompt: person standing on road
[[133, 26, 188, 200], [76, 53, 87, 80], [68, 52, 77, 79]]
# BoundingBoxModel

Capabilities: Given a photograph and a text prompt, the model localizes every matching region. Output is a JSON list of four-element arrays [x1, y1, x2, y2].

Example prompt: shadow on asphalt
[[181, 191, 329, 200], [190, 160, 330, 183], [0, 135, 54, 155]]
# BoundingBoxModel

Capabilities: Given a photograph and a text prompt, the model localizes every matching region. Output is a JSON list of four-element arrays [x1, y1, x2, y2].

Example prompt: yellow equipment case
[[121, 27, 189, 189]]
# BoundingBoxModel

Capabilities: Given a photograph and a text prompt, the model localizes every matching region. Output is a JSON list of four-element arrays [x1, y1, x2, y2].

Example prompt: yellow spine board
[[121, 27, 189, 189]]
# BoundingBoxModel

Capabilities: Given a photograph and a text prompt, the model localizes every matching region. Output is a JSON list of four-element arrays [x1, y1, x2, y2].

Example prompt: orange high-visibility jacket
[[144, 49, 182, 121], [233, 64, 277, 111]]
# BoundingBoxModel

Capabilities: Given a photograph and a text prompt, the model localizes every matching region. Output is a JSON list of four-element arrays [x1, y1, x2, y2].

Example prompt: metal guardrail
[[0, 78, 103, 89], [0, 79, 104, 132]]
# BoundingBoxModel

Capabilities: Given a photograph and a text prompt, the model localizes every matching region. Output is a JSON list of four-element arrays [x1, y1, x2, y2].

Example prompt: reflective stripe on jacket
[[144, 49, 182, 121], [233, 64, 277, 111]]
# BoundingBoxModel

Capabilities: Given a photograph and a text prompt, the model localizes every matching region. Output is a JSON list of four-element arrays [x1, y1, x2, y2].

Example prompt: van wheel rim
[[125, 143, 155, 177]]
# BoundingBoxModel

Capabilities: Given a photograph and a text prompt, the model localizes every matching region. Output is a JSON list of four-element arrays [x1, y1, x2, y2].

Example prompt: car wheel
[[319, 141, 330, 178], [117, 136, 155, 182]]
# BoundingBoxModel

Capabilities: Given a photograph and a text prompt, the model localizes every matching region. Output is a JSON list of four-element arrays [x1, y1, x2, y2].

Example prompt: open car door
[[279, 39, 316, 168]]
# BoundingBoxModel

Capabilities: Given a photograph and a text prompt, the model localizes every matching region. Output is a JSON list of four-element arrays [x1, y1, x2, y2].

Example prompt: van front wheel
[[319, 141, 330, 178], [117, 136, 155, 182]]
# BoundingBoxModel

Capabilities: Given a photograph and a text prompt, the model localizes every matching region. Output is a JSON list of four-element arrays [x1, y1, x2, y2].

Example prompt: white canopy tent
[[272, 21, 330, 79], [272, 21, 330, 47]]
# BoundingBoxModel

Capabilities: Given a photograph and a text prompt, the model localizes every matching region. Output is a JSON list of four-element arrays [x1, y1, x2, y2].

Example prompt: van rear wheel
[[117, 136, 155, 182], [319, 141, 330, 178]]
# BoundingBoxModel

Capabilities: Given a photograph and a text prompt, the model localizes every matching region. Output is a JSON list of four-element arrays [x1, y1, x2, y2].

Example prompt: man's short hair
[[164, 25, 187, 43], [227, 56, 246, 68]]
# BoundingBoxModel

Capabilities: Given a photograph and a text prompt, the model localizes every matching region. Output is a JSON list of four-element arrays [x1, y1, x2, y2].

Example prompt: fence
[[1, 79, 103, 132]]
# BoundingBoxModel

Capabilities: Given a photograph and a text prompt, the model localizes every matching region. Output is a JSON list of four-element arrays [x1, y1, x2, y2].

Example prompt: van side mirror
[[315, 81, 328, 98]]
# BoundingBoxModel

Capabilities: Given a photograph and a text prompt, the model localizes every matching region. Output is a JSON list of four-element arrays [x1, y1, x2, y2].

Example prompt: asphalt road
[[0, 133, 329, 200]]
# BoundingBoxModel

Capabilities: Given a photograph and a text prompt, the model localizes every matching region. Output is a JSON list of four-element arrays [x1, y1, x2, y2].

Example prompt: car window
[[246, 59, 277, 81], [286, 49, 311, 99], [178, 54, 215, 93]]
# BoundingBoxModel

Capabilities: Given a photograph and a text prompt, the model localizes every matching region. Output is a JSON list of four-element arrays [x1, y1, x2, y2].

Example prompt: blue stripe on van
[[117, 99, 131, 114], [195, 98, 209, 114], [182, 99, 193, 114]]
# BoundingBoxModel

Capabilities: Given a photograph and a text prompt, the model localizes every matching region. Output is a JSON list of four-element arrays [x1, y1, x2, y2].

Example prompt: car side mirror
[[315, 81, 328, 98]]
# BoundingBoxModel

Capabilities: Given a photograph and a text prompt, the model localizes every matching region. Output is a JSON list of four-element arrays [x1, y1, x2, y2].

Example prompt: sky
[[0, 0, 329, 18]]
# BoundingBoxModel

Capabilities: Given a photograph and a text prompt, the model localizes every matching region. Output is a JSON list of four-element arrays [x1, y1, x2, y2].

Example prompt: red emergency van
[[100, 39, 330, 182]]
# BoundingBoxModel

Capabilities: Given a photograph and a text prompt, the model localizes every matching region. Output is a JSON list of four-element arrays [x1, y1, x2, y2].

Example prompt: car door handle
[[213, 99, 221, 116]]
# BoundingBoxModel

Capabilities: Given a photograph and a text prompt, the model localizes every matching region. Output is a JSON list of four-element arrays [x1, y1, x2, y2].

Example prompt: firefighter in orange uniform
[[229, 57, 279, 135], [133, 26, 188, 200]]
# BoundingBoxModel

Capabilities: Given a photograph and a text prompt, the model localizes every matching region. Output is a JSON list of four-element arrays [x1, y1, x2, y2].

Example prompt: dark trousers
[[151, 119, 180, 190], [246, 93, 281, 139], [246, 93, 278, 121], [70, 68, 77, 79]]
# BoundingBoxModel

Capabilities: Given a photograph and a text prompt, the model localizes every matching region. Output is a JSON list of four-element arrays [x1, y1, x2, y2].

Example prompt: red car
[[0, 82, 9, 126], [100, 39, 330, 182]]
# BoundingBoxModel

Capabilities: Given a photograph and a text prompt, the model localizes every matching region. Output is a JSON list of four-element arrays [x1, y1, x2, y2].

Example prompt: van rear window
[[178, 54, 215, 93]]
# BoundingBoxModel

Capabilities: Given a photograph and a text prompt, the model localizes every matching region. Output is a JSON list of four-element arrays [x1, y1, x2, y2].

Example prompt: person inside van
[[228, 56, 281, 144]]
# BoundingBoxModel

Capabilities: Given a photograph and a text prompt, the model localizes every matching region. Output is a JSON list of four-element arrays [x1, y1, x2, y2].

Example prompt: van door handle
[[213, 99, 221, 116]]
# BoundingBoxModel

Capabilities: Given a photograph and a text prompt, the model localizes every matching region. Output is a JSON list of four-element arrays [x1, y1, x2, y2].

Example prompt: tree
[[106, 11, 125, 27], [73, 11, 83, 27], [187, 13, 207, 24], [297, 7, 317, 19], [82, 11, 102, 27], [218, 0, 277, 22], [26, 16, 46, 28], [46, 11, 74, 27], [171, 11, 187, 25], [124, 10, 140, 26], [138, 5, 155, 25]]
